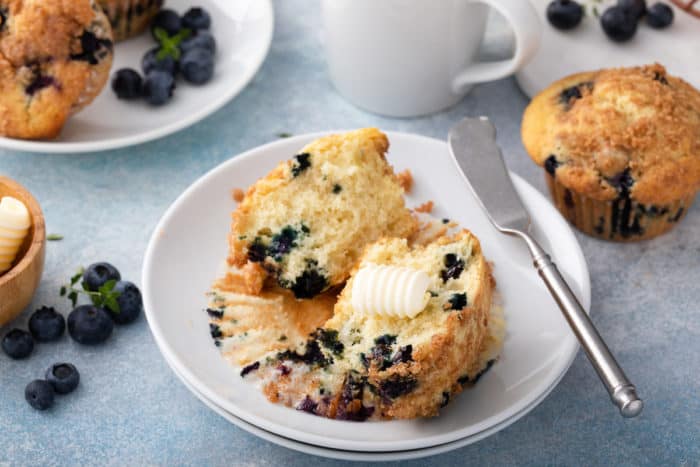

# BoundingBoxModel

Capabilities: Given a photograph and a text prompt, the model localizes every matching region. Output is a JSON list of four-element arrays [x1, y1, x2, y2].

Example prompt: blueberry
[[151, 9, 182, 40], [544, 155, 561, 175], [142, 47, 178, 76], [45, 363, 80, 395], [289, 262, 328, 299], [112, 68, 143, 100], [83, 262, 121, 292], [67, 305, 114, 345], [2, 329, 34, 359], [546, 0, 584, 30], [25, 380, 54, 410], [646, 2, 673, 28], [441, 254, 465, 283], [181, 7, 211, 31], [28, 306, 65, 342], [601, 6, 638, 42], [180, 48, 215, 85], [291, 153, 311, 177], [618, 0, 647, 19], [111, 281, 142, 324], [179, 31, 217, 55], [143, 71, 175, 106]]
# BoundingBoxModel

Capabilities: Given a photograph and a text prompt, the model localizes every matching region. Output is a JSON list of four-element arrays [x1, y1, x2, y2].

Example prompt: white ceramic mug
[[321, 0, 541, 117]]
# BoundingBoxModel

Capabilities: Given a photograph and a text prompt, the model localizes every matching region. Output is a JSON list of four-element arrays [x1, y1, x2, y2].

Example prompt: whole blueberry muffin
[[97, 0, 163, 42], [210, 231, 502, 420], [0, 0, 114, 140], [227, 128, 418, 299], [522, 64, 700, 241]]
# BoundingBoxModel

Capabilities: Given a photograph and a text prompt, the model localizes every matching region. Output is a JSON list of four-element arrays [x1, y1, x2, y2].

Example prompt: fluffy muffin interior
[[228, 128, 417, 298], [223, 230, 497, 420]]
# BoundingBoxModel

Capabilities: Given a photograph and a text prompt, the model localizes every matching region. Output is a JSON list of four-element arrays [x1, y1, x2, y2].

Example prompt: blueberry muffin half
[[228, 129, 418, 299], [0, 0, 114, 140], [522, 64, 700, 241], [213, 230, 501, 421], [98, 0, 163, 42]]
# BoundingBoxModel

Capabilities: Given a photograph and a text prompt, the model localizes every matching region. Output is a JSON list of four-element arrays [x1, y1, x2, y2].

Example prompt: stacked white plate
[[142, 132, 591, 461]]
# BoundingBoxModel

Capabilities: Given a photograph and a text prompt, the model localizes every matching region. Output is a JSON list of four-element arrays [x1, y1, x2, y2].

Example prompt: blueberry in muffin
[[521, 64, 700, 241], [0, 0, 114, 140]]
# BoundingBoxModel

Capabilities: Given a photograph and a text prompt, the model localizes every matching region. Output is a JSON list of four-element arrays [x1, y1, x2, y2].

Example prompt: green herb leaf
[[68, 291, 78, 307], [60, 286, 67, 297], [277, 132, 292, 138], [104, 295, 120, 314], [70, 268, 84, 286], [47, 234, 63, 241]]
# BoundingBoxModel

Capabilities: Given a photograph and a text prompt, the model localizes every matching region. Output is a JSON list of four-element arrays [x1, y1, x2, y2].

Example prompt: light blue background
[[1, 1, 698, 465]]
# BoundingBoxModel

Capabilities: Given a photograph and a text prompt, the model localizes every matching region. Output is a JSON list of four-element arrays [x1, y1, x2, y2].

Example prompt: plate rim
[[164, 343, 574, 462], [0, 0, 274, 154], [142, 130, 592, 452]]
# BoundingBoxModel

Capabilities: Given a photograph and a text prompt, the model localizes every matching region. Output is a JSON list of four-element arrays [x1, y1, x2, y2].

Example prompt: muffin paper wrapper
[[545, 174, 695, 242]]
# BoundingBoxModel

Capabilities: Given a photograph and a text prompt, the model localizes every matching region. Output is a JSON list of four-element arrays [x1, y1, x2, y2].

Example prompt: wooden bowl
[[0, 176, 45, 326]]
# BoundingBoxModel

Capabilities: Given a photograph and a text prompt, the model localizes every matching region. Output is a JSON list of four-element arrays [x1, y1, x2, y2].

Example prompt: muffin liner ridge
[[545, 174, 695, 241]]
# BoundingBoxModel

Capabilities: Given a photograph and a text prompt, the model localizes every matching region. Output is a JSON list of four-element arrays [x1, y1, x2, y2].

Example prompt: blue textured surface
[[1, 1, 698, 465]]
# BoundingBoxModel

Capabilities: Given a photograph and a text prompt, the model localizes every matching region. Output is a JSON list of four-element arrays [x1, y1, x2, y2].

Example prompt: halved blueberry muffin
[[0, 0, 114, 139], [98, 0, 163, 42], [227, 129, 418, 299], [522, 64, 700, 241], [211, 230, 501, 420]]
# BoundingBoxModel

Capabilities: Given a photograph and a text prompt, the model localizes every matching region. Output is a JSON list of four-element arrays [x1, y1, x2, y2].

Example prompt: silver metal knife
[[448, 117, 643, 418]]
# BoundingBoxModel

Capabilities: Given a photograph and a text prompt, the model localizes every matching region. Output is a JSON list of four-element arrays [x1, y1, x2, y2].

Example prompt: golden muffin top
[[522, 64, 700, 204]]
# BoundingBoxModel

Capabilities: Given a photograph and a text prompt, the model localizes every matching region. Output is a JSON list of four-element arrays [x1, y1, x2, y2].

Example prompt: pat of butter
[[351, 264, 430, 319], [0, 197, 31, 231], [0, 196, 30, 274]]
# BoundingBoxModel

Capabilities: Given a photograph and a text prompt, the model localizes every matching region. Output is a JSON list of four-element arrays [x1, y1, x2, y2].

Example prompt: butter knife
[[448, 117, 643, 418]]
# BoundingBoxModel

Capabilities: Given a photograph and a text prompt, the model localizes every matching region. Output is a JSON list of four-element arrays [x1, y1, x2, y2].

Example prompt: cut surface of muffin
[[218, 230, 498, 421], [228, 128, 417, 298]]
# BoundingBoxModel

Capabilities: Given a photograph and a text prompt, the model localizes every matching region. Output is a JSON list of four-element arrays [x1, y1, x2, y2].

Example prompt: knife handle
[[518, 233, 643, 418]]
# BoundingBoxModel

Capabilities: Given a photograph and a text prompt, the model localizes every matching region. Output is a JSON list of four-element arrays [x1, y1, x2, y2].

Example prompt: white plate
[[163, 349, 576, 462], [516, 0, 700, 98], [142, 131, 591, 452], [0, 0, 273, 154]]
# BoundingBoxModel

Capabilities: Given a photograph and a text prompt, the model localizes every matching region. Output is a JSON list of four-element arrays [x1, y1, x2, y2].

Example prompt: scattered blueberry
[[142, 47, 178, 76], [28, 306, 65, 342], [111, 281, 142, 324], [143, 71, 175, 106], [67, 305, 114, 345], [646, 2, 673, 28], [83, 262, 121, 292], [546, 0, 584, 30], [179, 31, 217, 55], [25, 380, 55, 410], [618, 0, 647, 19], [181, 7, 211, 31], [180, 48, 215, 84], [111, 69, 143, 99], [2, 329, 34, 359], [151, 9, 182, 40], [45, 363, 80, 395], [601, 6, 638, 42]]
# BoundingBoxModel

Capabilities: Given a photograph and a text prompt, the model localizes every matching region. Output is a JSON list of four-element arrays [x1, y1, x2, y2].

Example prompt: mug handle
[[451, 0, 541, 93]]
